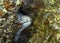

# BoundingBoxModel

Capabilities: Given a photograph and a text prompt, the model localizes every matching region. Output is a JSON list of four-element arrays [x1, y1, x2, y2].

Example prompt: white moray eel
[[14, 13, 32, 43]]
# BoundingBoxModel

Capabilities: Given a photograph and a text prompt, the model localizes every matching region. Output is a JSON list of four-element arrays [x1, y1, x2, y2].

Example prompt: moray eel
[[14, 13, 32, 43]]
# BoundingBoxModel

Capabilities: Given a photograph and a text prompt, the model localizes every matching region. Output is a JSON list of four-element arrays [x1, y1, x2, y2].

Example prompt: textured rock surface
[[0, 0, 23, 43]]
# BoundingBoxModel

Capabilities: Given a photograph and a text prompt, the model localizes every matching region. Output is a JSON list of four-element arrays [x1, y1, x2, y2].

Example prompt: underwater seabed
[[0, 0, 60, 43]]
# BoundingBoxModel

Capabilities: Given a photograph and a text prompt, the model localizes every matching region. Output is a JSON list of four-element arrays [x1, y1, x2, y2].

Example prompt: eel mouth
[[17, 13, 32, 30]]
